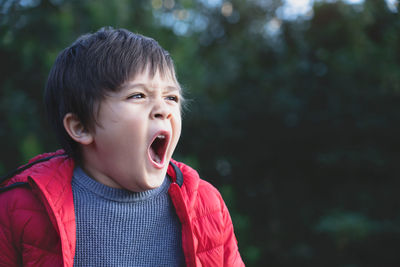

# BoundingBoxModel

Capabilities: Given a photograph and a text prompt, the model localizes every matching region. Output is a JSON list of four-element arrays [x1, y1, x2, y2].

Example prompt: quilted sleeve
[[0, 186, 62, 267], [220, 197, 246, 267], [0, 189, 22, 267]]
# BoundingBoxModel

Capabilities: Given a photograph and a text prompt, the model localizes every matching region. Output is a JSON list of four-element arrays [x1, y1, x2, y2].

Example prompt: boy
[[0, 27, 244, 266]]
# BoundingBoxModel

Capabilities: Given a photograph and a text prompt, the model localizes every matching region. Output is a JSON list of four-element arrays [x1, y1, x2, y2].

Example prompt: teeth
[[157, 135, 166, 139]]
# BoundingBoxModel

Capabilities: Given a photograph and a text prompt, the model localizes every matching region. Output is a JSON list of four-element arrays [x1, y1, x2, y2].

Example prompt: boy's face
[[82, 68, 182, 192]]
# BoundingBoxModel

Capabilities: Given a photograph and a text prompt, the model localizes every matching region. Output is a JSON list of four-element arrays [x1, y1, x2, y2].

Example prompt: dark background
[[1, 0, 400, 266]]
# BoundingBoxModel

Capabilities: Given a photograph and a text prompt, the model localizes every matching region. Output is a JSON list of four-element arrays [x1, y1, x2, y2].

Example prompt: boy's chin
[[149, 172, 168, 186], [133, 173, 167, 192]]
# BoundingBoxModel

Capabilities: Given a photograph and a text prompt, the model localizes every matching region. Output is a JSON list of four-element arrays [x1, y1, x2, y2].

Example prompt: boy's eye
[[166, 95, 179, 102], [128, 93, 145, 99]]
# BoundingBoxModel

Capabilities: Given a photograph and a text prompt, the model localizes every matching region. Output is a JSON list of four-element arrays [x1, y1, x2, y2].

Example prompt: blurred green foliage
[[1, 0, 400, 266]]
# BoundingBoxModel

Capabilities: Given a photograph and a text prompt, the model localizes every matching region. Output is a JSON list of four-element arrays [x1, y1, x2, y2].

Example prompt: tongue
[[154, 154, 161, 163], [149, 147, 162, 163]]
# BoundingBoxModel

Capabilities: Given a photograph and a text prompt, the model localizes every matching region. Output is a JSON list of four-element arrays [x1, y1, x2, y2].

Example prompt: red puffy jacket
[[0, 150, 244, 267]]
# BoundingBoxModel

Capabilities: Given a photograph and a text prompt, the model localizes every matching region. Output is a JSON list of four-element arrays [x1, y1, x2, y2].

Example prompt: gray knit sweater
[[71, 167, 185, 267]]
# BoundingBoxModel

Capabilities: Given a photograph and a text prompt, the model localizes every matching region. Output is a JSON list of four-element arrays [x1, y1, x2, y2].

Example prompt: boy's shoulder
[[169, 159, 219, 193], [0, 150, 73, 190], [169, 159, 225, 211]]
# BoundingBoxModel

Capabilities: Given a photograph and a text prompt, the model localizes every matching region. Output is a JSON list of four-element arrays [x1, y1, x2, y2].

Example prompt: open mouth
[[148, 131, 170, 168]]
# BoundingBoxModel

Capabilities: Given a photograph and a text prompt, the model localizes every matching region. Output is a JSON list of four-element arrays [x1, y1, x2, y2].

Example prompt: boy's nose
[[150, 101, 171, 120]]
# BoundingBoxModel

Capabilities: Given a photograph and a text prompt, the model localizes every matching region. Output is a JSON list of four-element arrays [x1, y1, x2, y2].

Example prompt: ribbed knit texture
[[71, 167, 185, 267]]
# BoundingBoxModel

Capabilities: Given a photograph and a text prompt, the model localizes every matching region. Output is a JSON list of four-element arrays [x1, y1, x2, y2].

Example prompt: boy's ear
[[63, 113, 93, 145]]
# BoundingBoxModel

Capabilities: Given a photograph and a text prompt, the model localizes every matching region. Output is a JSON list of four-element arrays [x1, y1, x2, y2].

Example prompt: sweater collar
[[72, 166, 170, 203]]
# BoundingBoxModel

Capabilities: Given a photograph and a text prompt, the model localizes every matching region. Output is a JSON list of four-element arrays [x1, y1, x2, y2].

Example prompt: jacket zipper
[[169, 182, 197, 267]]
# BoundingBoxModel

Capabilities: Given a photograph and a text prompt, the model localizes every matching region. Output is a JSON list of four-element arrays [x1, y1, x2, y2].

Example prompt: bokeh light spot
[[221, 2, 233, 17], [151, 0, 163, 9]]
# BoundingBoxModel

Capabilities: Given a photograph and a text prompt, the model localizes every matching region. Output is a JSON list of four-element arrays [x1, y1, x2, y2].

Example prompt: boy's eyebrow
[[123, 82, 180, 92]]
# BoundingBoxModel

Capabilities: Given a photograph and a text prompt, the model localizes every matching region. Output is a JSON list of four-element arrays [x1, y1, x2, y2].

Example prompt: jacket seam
[[197, 244, 223, 254], [0, 219, 21, 256], [8, 207, 47, 213], [22, 242, 60, 255], [0, 220, 11, 234], [193, 209, 221, 221]]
